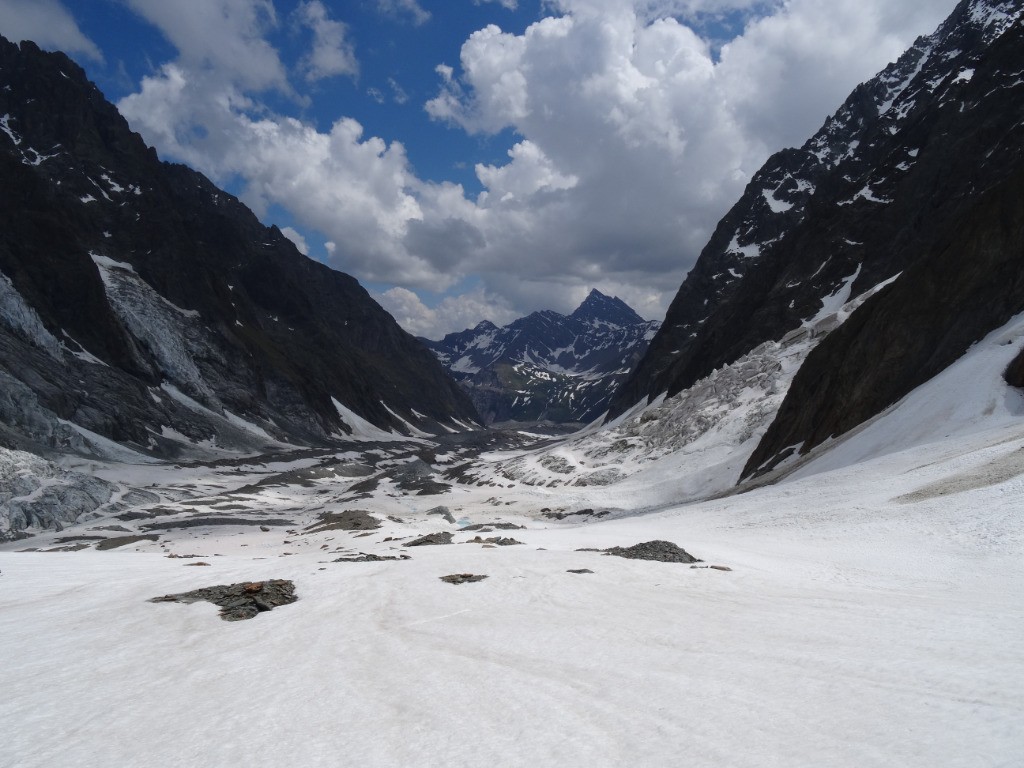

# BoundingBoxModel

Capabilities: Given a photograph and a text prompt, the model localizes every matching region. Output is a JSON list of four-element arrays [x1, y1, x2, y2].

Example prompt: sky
[[0, 0, 958, 338]]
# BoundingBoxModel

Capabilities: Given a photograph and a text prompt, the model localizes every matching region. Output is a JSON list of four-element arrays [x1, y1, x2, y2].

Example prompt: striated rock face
[[608, 0, 1024, 431], [744, 167, 1024, 477], [0, 36, 479, 459], [423, 290, 659, 424]]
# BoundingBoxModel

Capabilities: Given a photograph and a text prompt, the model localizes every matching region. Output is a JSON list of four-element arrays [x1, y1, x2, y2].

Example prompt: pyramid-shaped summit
[[570, 289, 645, 327], [422, 290, 660, 423]]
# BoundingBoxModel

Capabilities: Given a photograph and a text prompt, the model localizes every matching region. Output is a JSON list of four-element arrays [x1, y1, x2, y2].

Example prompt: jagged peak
[[570, 289, 645, 327]]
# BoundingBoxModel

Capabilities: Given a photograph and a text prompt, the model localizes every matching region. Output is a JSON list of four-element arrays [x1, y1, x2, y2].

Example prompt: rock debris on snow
[[405, 532, 454, 547], [304, 509, 380, 533], [465, 536, 524, 546], [149, 580, 297, 621], [439, 573, 488, 584], [602, 540, 700, 563]]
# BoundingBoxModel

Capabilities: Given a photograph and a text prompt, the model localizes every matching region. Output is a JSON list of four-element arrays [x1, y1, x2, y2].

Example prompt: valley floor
[[2, 413, 1022, 767]]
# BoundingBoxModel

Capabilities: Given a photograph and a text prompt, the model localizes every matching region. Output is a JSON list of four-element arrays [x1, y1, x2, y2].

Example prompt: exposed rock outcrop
[[609, 0, 1024, 434], [0, 36, 479, 460]]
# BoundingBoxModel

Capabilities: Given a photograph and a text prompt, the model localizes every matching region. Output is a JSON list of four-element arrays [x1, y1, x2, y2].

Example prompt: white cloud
[[295, 1, 357, 81], [474, 0, 519, 10], [376, 286, 519, 339], [116, 0, 958, 335], [375, 0, 431, 26], [476, 140, 579, 205], [414, 0, 956, 326], [120, 65, 453, 286], [0, 0, 102, 61], [124, 0, 288, 93], [388, 77, 409, 104], [280, 226, 309, 255]]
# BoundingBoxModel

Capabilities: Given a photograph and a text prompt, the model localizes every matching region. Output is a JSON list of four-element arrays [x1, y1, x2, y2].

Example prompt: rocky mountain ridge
[[0, 36, 480, 460], [423, 290, 659, 424], [608, 0, 1024, 474]]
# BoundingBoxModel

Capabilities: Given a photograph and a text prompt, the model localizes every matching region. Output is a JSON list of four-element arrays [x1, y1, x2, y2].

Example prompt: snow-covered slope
[[2, 309, 1022, 766], [457, 273, 894, 505]]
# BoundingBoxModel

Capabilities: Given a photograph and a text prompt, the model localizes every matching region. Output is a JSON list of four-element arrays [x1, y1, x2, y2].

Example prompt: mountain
[[422, 290, 659, 423], [0, 36, 480, 459], [607, 0, 1024, 474]]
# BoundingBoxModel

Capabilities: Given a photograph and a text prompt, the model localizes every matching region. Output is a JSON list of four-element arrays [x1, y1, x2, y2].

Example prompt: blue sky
[[0, 0, 957, 337], [72, 1, 533, 194]]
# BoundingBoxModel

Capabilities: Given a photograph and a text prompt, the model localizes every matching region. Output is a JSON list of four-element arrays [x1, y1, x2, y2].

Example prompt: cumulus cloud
[[116, 0, 957, 335], [124, 0, 289, 93], [376, 286, 520, 339], [121, 68, 437, 282], [280, 226, 309, 255], [417, 0, 955, 320], [0, 0, 102, 61], [294, 0, 357, 81]]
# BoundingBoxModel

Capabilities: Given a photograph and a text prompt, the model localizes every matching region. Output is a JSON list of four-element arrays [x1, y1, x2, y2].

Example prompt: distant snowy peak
[[423, 291, 659, 423], [609, 0, 1024, 418], [570, 289, 645, 329]]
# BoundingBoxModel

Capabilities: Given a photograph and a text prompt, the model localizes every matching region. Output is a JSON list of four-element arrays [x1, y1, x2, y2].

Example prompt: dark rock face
[[423, 290, 659, 424], [608, 0, 1024, 425], [1005, 348, 1024, 388], [0, 37, 479, 459], [150, 580, 297, 622], [602, 540, 700, 564], [744, 167, 1024, 477]]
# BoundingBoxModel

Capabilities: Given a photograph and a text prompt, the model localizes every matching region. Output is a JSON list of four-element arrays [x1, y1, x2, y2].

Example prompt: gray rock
[[304, 509, 379, 533], [465, 535, 523, 546], [405, 531, 454, 547], [425, 505, 455, 523], [150, 579, 297, 622], [333, 553, 411, 562], [439, 573, 487, 584], [95, 534, 159, 550], [602, 540, 700, 563], [460, 522, 526, 531]]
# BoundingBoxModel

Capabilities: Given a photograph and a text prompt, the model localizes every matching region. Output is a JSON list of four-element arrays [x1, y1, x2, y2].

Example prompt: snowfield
[[2, 315, 1024, 767]]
